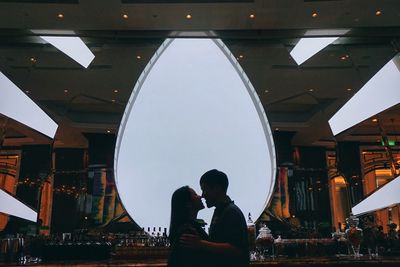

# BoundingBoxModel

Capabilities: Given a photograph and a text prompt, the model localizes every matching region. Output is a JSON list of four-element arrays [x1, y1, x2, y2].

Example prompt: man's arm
[[180, 234, 242, 256]]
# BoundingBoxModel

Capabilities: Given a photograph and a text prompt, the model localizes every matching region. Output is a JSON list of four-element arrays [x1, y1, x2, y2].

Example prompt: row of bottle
[[117, 227, 169, 247]]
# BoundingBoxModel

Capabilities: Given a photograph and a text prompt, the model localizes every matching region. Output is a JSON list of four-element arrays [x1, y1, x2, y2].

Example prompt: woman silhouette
[[168, 186, 209, 267]]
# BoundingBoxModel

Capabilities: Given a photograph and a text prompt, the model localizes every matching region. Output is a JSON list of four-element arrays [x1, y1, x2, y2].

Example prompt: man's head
[[200, 169, 229, 208]]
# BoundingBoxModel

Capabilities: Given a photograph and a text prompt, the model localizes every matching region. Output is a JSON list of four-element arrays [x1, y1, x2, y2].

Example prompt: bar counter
[[3, 257, 400, 267]]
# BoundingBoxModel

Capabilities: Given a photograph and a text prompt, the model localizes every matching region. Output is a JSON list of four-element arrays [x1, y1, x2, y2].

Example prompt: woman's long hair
[[169, 186, 191, 243]]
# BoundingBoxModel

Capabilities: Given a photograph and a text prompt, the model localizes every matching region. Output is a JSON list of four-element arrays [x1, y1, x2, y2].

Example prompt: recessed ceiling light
[[186, 14, 192, 20], [64, 89, 68, 93], [25, 90, 30, 94], [340, 56, 347, 60], [57, 13, 64, 19], [107, 130, 111, 133], [249, 14, 255, 19], [30, 57, 36, 63], [312, 12, 318, 18], [309, 89, 314, 92], [376, 10, 382, 16], [275, 128, 279, 131], [122, 14, 129, 19], [239, 55, 244, 59], [136, 55, 141, 59], [264, 90, 269, 93], [114, 89, 119, 93], [347, 88, 352, 91], [112, 99, 116, 103], [372, 118, 378, 122]]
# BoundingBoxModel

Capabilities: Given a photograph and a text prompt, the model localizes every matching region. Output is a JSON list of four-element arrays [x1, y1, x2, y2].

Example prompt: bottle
[[247, 213, 256, 252]]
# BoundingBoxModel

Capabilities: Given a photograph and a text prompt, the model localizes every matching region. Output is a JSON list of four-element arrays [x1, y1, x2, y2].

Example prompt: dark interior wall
[[290, 146, 332, 233], [274, 131, 295, 165], [51, 148, 86, 233], [85, 133, 116, 167], [17, 145, 52, 209], [336, 141, 364, 205]]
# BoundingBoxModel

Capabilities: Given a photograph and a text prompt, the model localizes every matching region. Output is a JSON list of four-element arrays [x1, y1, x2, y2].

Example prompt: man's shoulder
[[222, 201, 246, 221]]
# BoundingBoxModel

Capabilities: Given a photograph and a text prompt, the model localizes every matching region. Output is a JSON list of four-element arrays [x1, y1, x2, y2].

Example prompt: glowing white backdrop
[[114, 38, 276, 230]]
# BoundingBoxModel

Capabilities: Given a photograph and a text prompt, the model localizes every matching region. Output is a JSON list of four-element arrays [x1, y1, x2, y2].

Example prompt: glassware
[[255, 224, 275, 260], [345, 214, 363, 259]]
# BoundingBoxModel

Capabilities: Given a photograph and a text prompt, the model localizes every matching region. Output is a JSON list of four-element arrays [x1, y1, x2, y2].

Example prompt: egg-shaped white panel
[[114, 38, 276, 230]]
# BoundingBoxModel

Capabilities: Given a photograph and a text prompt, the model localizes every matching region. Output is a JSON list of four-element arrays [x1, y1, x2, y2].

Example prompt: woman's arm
[[180, 234, 241, 256]]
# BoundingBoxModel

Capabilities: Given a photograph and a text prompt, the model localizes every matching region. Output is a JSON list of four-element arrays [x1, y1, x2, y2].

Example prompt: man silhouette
[[181, 169, 249, 267]]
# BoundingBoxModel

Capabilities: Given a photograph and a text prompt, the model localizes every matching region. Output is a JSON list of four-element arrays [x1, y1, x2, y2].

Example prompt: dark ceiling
[[0, 0, 400, 148]]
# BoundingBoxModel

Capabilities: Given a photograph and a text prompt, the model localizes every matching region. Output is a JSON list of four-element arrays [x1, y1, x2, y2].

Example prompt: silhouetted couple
[[168, 169, 249, 267]]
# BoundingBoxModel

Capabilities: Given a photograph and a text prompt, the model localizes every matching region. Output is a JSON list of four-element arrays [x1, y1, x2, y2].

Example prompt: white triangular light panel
[[329, 53, 400, 135], [0, 72, 58, 138], [0, 189, 37, 222], [114, 38, 277, 230], [352, 175, 400, 216], [291, 37, 339, 65], [290, 30, 349, 65], [32, 30, 94, 68]]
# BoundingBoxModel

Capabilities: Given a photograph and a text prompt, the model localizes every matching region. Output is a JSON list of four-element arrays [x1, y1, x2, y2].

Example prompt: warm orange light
[[136, 55, 141, 59], [186, 14, 192, 20], [312, 12, 318, 18], [122, 14, 129, 19], [372, 118, 378, 122], [375, 10, 382, 16], [57, 13, 64, 19], [249, 14, 255, 19]]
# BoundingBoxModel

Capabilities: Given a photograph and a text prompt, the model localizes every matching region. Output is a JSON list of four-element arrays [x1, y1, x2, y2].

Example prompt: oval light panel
[[114, 38, 276, 230]]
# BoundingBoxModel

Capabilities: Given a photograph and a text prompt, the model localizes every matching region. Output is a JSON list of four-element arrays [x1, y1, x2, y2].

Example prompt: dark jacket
[[209, 196, 249, 267], [168, 220, 209, 267]]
